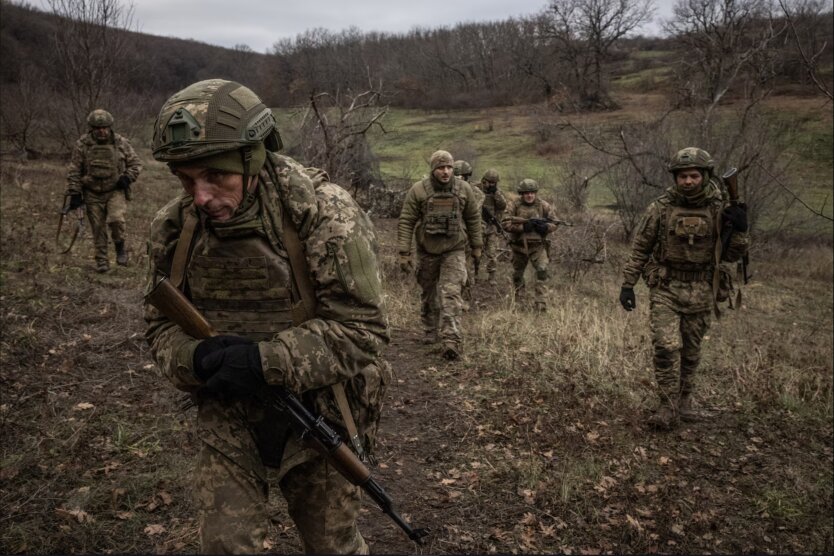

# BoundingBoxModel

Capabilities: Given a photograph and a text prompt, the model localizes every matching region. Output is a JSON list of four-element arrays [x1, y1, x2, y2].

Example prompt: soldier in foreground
[[454, 159, 484, 309], [65, 109, 142, 272], [398, 151, 483, 359], [619, 147, 749, 429], [474, 168, 507, 286], [144, 79, 391, 553], [501, 179, 562, 312]]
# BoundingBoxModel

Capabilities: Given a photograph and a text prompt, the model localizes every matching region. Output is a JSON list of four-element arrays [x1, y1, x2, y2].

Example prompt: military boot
[[678, 392, 701, 422], [441, 341, 461, 361], [534, 301, 547, 313], [421, 331, 437, 345], [96, 260, 110, 273], [647, 395, 678, 430], [488, 272, 497, 286], [115, 240, 128, 266]]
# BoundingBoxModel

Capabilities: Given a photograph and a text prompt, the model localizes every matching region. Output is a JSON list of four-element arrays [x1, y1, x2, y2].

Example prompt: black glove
[[193, 335, 254, 381], [202, 343, 267, 398], [522, 220, 535, 233], [116, 175, 132, 190], [533, 219, 550, 235], [619, 286, 636, 311], [68, 192, 84, 210], [722, 203, 748, 232], [485, 185, 497, 194]]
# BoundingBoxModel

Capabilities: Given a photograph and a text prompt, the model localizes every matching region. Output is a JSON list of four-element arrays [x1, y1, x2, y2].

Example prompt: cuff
[[259, 340, 291, 388]]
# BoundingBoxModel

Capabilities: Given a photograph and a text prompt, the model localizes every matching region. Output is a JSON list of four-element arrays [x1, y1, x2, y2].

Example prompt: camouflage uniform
[[66, 110, 142, 271], [621, 147, 749, 426], [398, 152, 483, 357], [501, 180, 560, 312], [144, 80, 390, 554], [474, 169, 507, 284]]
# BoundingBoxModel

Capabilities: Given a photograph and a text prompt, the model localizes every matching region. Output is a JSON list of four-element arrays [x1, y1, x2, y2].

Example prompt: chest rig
[[658, 202, 719, 270], [422, 180, 461, 236], [511, 200, 546, 252], [85, 143, 120, 192]]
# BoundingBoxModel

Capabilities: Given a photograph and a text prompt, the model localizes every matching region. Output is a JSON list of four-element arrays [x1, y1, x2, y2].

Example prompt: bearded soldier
[[474, 168, 507, 286], [619, 147, 749, 430], [66, 109, 142, 272], [501, 179, 562, 313], [454, 159, 484, 308], [398, 151, 483, 360], [144, 79, 391, 554]]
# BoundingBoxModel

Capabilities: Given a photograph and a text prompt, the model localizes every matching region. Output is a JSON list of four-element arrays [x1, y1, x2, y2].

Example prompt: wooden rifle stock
[[145, 275, 217, 339]]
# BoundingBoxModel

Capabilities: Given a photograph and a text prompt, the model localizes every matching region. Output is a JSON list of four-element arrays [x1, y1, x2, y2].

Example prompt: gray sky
[[33, 0, 676, 53]]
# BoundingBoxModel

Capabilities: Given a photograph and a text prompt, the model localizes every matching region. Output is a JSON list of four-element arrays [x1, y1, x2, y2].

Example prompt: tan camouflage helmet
[[453, 160, 473, 177], [87, 109, 114, 128], [482, 168, 500, 183], [668, 147, 714, 174], [152, 79, 282, 164], [516, 178, 539, 193]]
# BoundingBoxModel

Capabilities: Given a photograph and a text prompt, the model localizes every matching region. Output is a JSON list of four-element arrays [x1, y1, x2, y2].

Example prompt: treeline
[[0, 0, 831, 157]]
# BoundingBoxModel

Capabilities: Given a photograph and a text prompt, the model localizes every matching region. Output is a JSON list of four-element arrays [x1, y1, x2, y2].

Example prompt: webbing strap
[[170, 210, 199, 289], [280, 196, 366, 460], [711, 205, 723, 319]]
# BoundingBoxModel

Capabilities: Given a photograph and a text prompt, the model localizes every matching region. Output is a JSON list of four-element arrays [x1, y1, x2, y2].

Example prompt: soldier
[[398, 151, 483, 360], [474, 169, 507, 286], [501, 179, 562, 313], [619, 147, 749, 430], [65, 109, 142, 272], [454, 159, 484, 308], [144, 79, 391, 554]]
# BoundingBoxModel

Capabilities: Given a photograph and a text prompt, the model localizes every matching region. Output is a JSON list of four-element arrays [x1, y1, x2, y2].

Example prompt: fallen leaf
[[115, 511, 134, 520], [658, 456, 671, 465], [73, 402, 95, 411], [158, 491, 173, 505], [626, 514, 643, 532], [56, 508, 94, 524], [144, 524, 166, 536]]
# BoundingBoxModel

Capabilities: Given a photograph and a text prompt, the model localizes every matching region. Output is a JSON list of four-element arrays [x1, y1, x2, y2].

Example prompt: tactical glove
[[116, 175, 132, 190], [193, 335, 254, 382], [533, 219, 550, 235], [399, 252, 413, 273], [202, 343, 267, 398], [68, 192, 84, 210], [722, 203, 748, 232], [619, 286, 636, 311]]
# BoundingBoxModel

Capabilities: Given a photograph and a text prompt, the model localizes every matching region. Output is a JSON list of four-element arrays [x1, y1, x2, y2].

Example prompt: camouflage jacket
[[475, 182, 507, 235], [66, 132, 142, 193], [144, 153, 391, 438], [622, 181, 750, 313], [502, 198, 560, 252], [397, 176, 483, 255]]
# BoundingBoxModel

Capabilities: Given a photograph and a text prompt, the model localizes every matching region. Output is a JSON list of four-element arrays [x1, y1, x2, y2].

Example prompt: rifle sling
[[170, 210, 199, 289], [280, 199, 367, 461]]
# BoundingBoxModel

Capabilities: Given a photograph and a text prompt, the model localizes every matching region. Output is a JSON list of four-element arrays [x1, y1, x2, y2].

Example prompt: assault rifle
[[508, 216, 574, 231], [721, 168, 751, 284], [481, 206, 509, 240], [145, 275, 429, 545]]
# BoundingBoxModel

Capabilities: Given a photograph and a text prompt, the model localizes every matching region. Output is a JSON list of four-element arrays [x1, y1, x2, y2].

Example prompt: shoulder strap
[[170, 209, 199, 289], [279, 197, 366, 460], [711, 203, 723, 319]]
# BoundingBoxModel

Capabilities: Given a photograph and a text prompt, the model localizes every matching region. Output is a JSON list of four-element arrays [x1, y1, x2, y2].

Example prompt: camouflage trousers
[[511, 247, 549, 308], [649, 299, 711, 405], [416, 248, 467, 345], [84, 188, 127, 265], [482, 232, 501, 275], [195, 397, 368, 554]]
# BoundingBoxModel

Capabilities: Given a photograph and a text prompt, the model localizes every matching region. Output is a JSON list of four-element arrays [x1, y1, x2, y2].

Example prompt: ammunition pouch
[[424, 192, 461, 236]]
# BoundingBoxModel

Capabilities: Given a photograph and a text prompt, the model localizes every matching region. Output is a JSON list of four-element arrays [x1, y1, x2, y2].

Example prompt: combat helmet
[[482, 168, 500, 184], [152, 79, 282, 169], [516, 178, 539, 193], [667, 147, 713, 175], [453, 160, 473, 178], [87, 109, 114, 128]]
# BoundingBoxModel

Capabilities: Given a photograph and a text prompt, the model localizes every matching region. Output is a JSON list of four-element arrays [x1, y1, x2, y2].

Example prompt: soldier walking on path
[[398, 150, 483, 360], [619, 147, 749, 430], [144, 79, 391, 553], [65, 109, 142, 272], [454, 159, 484, 309], [501, 179, 563, 313], [474, 168, 507, 286]]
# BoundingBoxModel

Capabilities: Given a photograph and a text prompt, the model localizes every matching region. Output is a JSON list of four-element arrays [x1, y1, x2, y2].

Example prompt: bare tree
[[0, 68, 49, 157], [46, 0, 136, 141], [778, 0, 833, 100], [542, 0, 654, 110]]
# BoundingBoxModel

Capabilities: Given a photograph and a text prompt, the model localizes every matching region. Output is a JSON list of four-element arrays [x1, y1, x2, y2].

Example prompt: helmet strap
[[235, 147, 259, 215]]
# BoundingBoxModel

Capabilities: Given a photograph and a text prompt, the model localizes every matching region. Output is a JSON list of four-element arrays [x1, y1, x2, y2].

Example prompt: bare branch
[[754, 160, 834, 221]]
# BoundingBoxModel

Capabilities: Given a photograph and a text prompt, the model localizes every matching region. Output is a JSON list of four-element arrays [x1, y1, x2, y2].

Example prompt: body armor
[[187, 219, 295, 342], [85, 143, 120, 191], [509, 199, 547, 253], [657, 203, 718, 269], [421, 180, 462, 237]]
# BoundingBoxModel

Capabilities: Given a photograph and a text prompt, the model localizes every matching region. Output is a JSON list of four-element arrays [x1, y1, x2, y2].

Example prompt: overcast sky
[[32, 0, 676, 53]]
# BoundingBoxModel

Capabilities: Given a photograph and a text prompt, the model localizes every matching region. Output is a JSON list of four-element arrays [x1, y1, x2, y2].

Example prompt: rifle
[[56, 193, 85, 254], [721, 168, 751, 284], [508, 216, 574, 229], [145, 275, 429, 545], [481, 205, 509, 240]]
